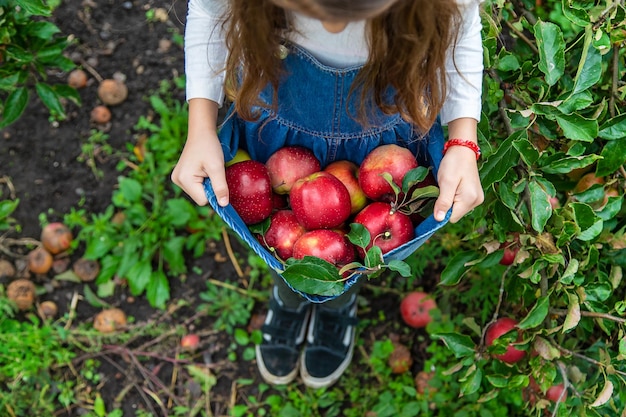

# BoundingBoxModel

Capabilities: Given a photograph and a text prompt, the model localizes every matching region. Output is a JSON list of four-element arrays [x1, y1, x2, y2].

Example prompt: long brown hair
[[223, 0, 461, 133]]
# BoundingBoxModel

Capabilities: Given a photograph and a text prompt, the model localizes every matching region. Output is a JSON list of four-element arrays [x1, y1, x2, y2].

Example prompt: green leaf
[[0, 73, 20, 91], [347, 222, 370, 249], [460, 368, 483, 397], [27, 21, 61, 38], [163, 236, 186, 275], [35, 82, 65, 118], [571, 29, 602, 96], [431, 332, 476, 358], [127, 260, 152, 296], [165, 198, 193, 227], [529, 180, 552, 232], [0, 87, 29, 128], [0, 199, 19, 219], [439, 250, 479, 286], [117, 177, 143, 204], [387, 260, 411, 277], [401, 166, 430, 193], [561, 0, 590, 26], [15, 0, 52, 16], [534, 20, 565, 86], [480, 131, 523, 188], [571, 203, 603, 241], [554, 113, 598, 142], [364, 245, 384, 269], [541, 154, 602, 174], [518, 296, 550, 330], [598, 114, 626, 140], [381, 172, 401, 196], [512, 138, 539, 166], [597, 139, 626, 177], [281, 256, 344, 296], [147, 270, 170, 309]]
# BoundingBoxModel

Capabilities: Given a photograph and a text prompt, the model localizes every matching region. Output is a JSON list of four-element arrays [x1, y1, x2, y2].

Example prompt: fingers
[[434, 177, 484, 223], [206, 164, 229, 207]]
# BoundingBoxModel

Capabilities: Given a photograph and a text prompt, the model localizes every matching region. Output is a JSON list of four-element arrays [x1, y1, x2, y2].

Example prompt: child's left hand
[[433, 145, 484, 223]]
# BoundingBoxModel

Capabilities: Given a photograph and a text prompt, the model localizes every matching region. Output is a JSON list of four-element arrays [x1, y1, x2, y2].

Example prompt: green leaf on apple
[[380, 172, 401, 196], [401, 166, 430, 193], [248, 217, 271, 235], [364, 245, 384, 269], [347, 222, 370, 249], [281, 256, 344, 296]]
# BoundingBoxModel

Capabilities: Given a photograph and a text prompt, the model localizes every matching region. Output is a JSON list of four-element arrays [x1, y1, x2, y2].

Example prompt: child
[[172, 0, 485, 388]]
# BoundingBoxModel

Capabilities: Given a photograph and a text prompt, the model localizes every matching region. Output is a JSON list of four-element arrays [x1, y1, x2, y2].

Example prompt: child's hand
[[171, 131, 229, 206], [433, 145, 484, 223], [171, 99, 228, 206]]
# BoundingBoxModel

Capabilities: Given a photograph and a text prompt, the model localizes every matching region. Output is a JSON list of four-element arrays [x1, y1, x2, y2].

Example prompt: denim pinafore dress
[[203, 43, 451, 303]]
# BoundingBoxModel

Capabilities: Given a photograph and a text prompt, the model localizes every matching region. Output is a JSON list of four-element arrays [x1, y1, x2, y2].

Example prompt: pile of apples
[[224, 144, 436, 273]]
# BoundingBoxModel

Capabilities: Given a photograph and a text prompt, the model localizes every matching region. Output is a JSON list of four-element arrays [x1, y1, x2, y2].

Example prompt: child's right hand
[[171, 99, 229, 207]]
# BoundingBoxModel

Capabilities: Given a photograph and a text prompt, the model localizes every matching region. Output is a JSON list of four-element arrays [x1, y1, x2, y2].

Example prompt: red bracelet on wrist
[[443, 139, 481, 160]]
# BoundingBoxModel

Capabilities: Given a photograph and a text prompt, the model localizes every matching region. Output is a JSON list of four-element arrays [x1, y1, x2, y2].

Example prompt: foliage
[[0, 301, 76, 416], [0, 0, 79, 128], [431, 0, 626, 414], [65, 79, 225, 308]]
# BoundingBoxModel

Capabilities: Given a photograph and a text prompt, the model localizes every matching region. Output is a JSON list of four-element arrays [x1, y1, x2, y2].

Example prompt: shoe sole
[[255, 345, 300, 385]]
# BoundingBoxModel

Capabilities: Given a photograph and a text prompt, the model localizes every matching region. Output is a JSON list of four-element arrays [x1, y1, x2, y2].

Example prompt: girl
[[172, 0, 484, 388]]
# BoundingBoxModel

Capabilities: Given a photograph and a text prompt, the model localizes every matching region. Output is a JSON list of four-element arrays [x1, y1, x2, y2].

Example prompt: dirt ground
[[0, 1, 442, 415]]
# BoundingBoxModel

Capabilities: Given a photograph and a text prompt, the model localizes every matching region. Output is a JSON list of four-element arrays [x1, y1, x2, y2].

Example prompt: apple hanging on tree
[[485, 317, 526, 364]]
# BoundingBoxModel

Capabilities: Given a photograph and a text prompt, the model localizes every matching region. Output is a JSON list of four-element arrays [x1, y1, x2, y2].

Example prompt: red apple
[[546, 383, 567, 402], [225, 160, 273, 225], [499, 234, 520, 266], [263, 210, 306, 260], [485, 317, 526, 363], [180, 334, 200, 351], [265, 146, 321, 194], [324, 160, 368, 214], [400, 291, 437, 328], [290, 171, 352, 230], [358, 144, 418, 201], [272, 192, 289, 211], [353, 202, 414, 255], [292, 229, 356, 268]]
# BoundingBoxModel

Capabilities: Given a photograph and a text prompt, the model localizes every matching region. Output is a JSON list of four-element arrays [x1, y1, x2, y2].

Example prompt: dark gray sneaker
[[300, 295, 358, 389], [256, 287, 311, 385]]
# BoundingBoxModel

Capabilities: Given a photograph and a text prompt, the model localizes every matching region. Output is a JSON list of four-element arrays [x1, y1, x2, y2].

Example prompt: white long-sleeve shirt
[[184, 0, 484, 125]]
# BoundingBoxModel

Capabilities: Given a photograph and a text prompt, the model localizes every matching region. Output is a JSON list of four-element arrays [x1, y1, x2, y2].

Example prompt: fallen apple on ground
[[400, 291, 437, 328]]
